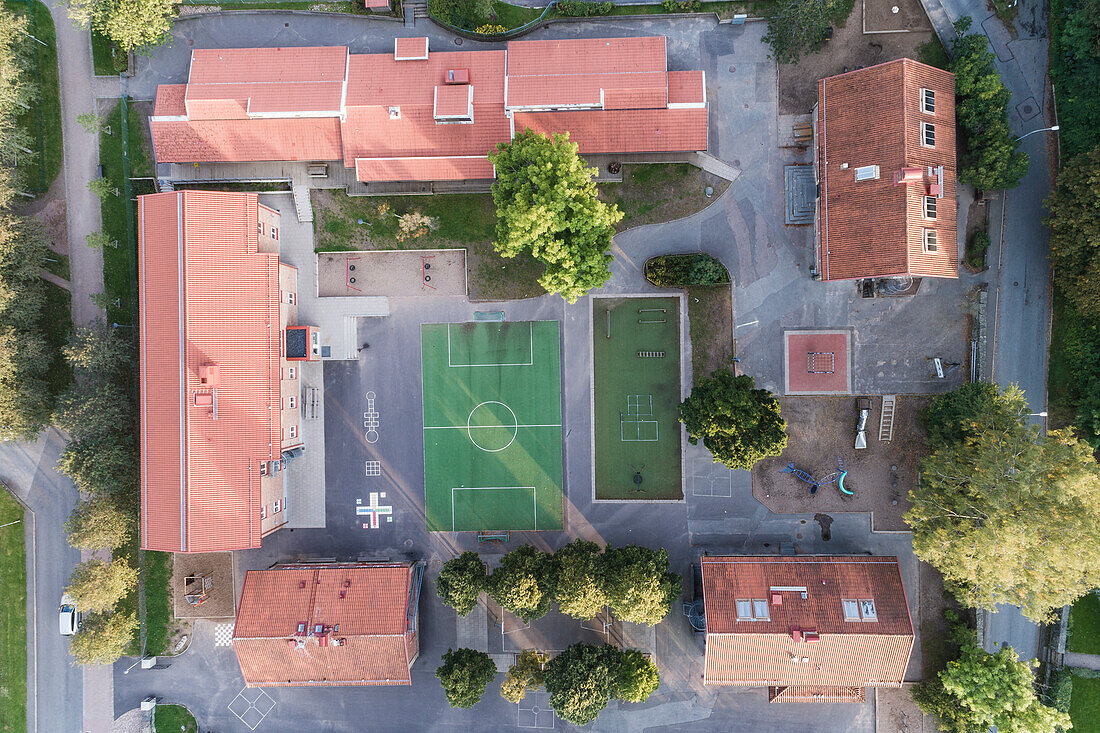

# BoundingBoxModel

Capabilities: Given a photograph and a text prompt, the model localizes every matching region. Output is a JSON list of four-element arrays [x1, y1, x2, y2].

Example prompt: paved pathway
[[1065, 653, 1100, 671], [44, 0, 104, 328]]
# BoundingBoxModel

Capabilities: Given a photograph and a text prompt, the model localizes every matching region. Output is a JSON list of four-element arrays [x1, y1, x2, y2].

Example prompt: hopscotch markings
[[620, 394, 658, 442], [365, 460, 382, 476], [450, 487, 537, 532], [363, 390, 380, 444], [447, 322, 534, 368], [356, 491, 393, 528]]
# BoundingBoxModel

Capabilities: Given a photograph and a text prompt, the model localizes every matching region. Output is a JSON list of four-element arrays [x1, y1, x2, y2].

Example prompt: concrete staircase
[[404, 0, 427, 26], [783, 164, 816, 225], [292, 185, 313, 223]]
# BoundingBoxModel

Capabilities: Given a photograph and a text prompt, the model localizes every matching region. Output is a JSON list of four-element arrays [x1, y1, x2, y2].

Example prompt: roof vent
[[388, 106, 401, 120], [445, 68, 469, 84], [893, 167, 923, 185], [298, 581, 306, 590], [199, 363, 220, 386]]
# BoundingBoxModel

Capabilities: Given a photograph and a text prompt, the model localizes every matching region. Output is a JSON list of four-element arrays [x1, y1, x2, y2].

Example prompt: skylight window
[[752, 599, 770, 620], [843, 598, 878, 621], [842, 599, 860, 621], [854, 165, 880, 182], [924, 195, 937, 219], [859, 599, 877, 620], [736, 599, 752, 619], [736, 599, 769, 621], [923, 228, 938, 253]]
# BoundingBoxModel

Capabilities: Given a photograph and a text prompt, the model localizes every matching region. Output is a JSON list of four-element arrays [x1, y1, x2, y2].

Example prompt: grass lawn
[[1046, 290, 1084, 431], [6, 0, 62, 194], [143, 551, 172, 655], [41, 282, 72, 398], [1069, 593, 1100, 655], [1071, 673, 1100, 733], [602, 164, 729, 232], [687, 285, 733, 382], [490, 0, 541, 27], [90, 30, 128, 76], [0, 488, 26, 733], [153, 704, 198, 733]]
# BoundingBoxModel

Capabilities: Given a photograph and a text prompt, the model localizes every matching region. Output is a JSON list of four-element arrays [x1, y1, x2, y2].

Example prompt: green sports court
[[421, 321, 564, 531], [592, 297, 683, 500]]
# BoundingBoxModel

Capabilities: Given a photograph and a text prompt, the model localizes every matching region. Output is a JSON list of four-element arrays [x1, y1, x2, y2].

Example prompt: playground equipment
[[184, 572, 213, 607], [854, 397, 871, 450], [781, 456, 853, 496]]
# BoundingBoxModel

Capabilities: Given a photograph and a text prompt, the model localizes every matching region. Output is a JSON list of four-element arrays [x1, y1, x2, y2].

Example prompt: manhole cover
[[1023, 104, 1033, 114], [728, 65, 736, 72], [284, 22, 289, 27], [1014, 281, 1019, 286], [732, 159, 741, 167], [404, 539, 414, 547], [454, 38, 463, 45]]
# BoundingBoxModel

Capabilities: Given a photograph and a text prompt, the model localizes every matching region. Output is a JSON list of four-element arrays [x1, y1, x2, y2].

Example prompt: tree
[[922, 381, 1028, 449], [65, 558, 137, 613], [436, 551, 486, 616], [86, 177, 117, 201], [63, 321, 133, 381], [54, 382, 134, 441], [500, 649, 548, 703], [76, 112, 107, 136], [614, 649, 660, 703], [602, 545, 681, 626], [426, 0, 492, 29], [488, 131, 622, 303], [0, 326, 54, 440], [679, 370, 788, 470], [67, 0, 174, 53], [763, 0, 854, 64], [84, 231, 115, 251], [907, 424, 1100, 622], [914, 642, 1070, 733], [487, 545, 553, 622], [68, 611, 137, 666], [436, 648, 497, 709], [544, 643, 620, 725], [56, 435, 139, 496], [65, 495, 133, 551], [1047, 147, 1100, 317], [551, 539, 608, 620], [950, 17, 1029, 190]]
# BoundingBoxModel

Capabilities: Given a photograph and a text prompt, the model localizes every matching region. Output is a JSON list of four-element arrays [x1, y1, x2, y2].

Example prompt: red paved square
[[784, 330, 851, 395]]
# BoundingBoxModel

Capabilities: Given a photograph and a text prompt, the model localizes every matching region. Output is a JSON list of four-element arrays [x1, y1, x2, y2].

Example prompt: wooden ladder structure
[[879, 395, 897, 442]]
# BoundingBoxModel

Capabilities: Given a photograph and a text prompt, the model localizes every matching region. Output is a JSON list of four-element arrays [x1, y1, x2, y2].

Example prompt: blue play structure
[[781, 456, 852, 496]]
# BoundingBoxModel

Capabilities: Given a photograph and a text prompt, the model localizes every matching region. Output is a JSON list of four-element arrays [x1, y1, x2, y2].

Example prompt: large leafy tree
[[54, 383, 135, 442], [487, 545, 554, 622], [914, 642, 1070, 733], [500, 649, 548, 703], [544, 643, 621, 725], [436, 648, 497, 709], [614, 649, 660, 703], [679, 370, 788, 470], [436, 551, 486, 616], [1047, 147, 1100, 318], [64, 321, 133, 381], [907, 423, 1100, 622], [922, 381, 1028, 449], [951, 17, 1029, 190], [57, 435, 139, 497], [65, 495, 133, 551], [602, 545, 681, 626], [551, 539, 608, 620], [762, 0, 854, 64], [66, 558, 138, 613], [488, 131, 622, 303], [69, 611, 138, 665], [67, 0, 174, 53]]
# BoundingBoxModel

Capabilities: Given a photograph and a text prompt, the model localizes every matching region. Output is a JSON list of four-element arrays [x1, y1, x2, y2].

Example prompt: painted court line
[[450, 486, 537, 532], [447, 322, 534, 368], [424, 424, 562, 430]]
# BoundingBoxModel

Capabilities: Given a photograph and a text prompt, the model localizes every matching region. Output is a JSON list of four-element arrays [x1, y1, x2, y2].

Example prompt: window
[[842, 599, 860, 621], [288, 424, 298, 439], [287, 292, 296, 305], [273, 499, 281, 513], [260, 504, 267, 519], [287, 367, 297, 380], [923, 196, 937, 220], [921, 88, 935, 114], [271, 227, 279, 241], [258, 222, 265, 235], [854, 165, 880, 182], [736, 599, 752, 619], [752, 599, 770, 620], [288, 395, 297, 409], [922, 122, 935, 147], [259, 461, 268, 477], [735, 598, 769, 620], [923, 228, 938, 252], [859, 599, 877, 620]]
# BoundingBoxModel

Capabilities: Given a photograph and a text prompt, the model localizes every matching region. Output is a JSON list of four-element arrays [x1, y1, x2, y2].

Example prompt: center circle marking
[[466, 401, 519, 453]]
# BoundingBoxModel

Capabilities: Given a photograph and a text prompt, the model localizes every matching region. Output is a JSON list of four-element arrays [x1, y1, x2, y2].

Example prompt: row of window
[[258, 222, 280, 240], [260, 498, 285, 520], [734, 598, 877, 621], [286, 424, 298, 440]]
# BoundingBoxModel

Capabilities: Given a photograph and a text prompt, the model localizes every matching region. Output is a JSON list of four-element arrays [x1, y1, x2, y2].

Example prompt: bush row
[[558, 0, 613, 15], [644, 253, 730, 288]]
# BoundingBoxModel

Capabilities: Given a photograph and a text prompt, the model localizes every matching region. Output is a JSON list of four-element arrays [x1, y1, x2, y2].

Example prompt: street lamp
[[0, 519, 21, 529], [1030, 411, 1048, 417], [1015, 125, 1060, 142]]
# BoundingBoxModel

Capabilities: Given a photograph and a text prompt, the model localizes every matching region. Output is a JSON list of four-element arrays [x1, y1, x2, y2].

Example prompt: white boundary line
[[450, 486, 537, 532], [425, 424, 562, 430], [447, 322, 534, 368], [620, 418, 659, 442]]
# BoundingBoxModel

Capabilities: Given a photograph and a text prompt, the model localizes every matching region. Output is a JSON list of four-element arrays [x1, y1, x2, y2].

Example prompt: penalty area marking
[[450, 486, 537, 532], [447, 322, 534, 368]]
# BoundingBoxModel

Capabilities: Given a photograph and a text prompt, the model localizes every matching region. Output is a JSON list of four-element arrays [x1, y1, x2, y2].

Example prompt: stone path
[[1065, 653, 1100, 671]]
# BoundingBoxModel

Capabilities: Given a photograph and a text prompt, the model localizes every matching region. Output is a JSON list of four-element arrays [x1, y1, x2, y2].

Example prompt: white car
[[58, 595, 79, 636]]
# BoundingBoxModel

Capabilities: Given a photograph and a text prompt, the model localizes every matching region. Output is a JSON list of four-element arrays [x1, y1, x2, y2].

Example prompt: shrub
[[428, 0, 491, 28], [966, 230, 991, 268], [436, 648, 498, 708], [473, 23, 507, 33], [559, 0, 612, 14], [763, 0, 855, 64], [644, 254, 730, 288]]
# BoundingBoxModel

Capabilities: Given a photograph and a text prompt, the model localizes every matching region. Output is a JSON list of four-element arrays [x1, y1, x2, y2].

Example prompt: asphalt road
[[0, 430, 83, 733]]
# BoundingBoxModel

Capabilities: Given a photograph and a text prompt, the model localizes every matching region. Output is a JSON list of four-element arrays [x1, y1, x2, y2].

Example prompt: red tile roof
[[139, 191, 282, 553], [668, 70, 706, 106], [153, 84, 187, 116], [355, 156, 495, 182], [150, 38, 708, 179], [233, 563, 417, 687], [394, 37, 429, 61], [817, 59, 957, 281], [701, 556, 913, 690], [513, 108, 708, 154]]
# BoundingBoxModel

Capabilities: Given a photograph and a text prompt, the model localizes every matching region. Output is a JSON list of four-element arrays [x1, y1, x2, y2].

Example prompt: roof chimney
[[199, 363, 220, 386]]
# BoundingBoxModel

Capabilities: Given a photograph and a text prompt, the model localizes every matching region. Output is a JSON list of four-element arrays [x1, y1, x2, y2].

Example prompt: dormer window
[[921, 88, 935, 114], [854, 165, 880, 182]]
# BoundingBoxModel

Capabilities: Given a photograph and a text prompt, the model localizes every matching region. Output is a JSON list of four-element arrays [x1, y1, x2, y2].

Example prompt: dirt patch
[[877, 685, 933, 732], [864, 0, 932, 32], [171, 551, 235, 620], [919, 560, 963, 676], [603, 163, 730, 232], [779, 1, 936, 114], [20, 173, 68, 254], [751, 395, 931, 531], [687, 284, 734, 382], [318, 249, 466, 297]]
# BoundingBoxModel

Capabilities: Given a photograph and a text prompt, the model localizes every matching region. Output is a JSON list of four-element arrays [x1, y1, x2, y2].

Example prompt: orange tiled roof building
[[813, 59, 957, 281], [700, 555, 914, 702], [233, 562, 424, 687], [138, 190, 319, 553], [149, 37, 708, 183]]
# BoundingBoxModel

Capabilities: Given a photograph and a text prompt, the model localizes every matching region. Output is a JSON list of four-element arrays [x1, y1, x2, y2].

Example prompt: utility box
[[140, 696, 157, 712]]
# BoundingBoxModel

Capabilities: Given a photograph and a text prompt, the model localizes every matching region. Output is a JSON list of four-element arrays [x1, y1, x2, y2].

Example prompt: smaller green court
[[592, 297, 683, 500], [421, 321, 564, 531]]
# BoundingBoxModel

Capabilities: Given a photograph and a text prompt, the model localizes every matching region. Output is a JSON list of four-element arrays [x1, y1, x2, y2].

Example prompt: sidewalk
[[1065, 653, 1100, 671]]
